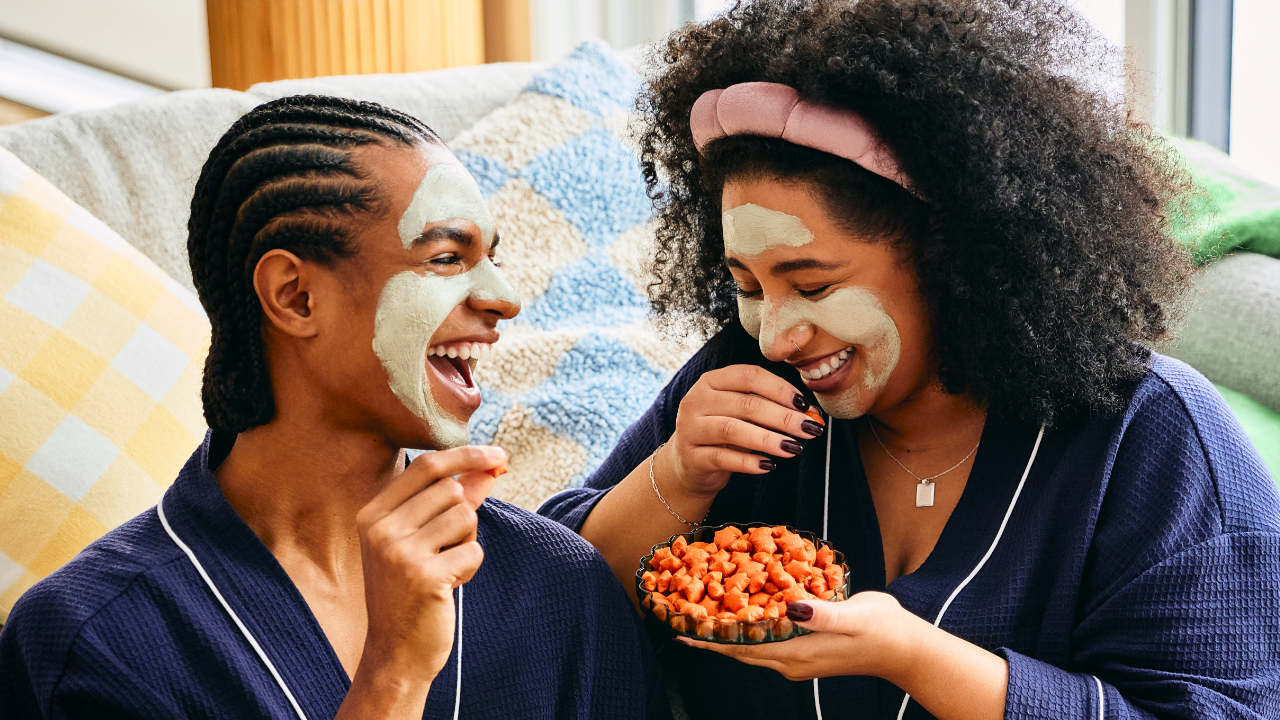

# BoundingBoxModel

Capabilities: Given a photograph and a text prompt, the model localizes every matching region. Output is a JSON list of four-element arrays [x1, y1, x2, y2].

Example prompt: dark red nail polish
[[800, 420, 823, 437], [793, 394, 809, 411], [781, 439, 804, 455], [786, 602, 813, 622], [759, 458, 776, 471]]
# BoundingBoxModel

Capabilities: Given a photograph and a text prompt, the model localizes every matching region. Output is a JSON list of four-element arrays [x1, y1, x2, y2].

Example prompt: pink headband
[[690, 82, 913, 191]]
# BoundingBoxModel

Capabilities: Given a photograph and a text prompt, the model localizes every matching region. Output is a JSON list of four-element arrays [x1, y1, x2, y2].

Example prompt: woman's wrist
[[652, 442, 716, 518], [874, 603, 935, 689], [871, 605, 1009, 720]]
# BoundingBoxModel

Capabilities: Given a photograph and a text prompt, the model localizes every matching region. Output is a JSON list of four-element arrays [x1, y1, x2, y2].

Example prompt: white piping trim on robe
[[894, 425, 1046, 720], [159, 492, 468, 720]]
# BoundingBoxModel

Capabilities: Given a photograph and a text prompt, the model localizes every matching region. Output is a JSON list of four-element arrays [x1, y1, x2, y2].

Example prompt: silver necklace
[[867, 418, 981, 508]]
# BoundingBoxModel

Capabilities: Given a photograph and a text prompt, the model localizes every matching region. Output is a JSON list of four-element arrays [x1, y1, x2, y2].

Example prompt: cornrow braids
[[188, 95, 441, 433]]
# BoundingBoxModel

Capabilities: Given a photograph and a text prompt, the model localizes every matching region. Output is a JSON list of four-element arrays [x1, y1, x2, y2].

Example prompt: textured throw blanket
[[451, 42, 700, 510]]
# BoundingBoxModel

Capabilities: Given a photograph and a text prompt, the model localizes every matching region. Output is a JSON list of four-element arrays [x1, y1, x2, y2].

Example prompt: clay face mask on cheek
[[725, 203, 813, 336], [750, 288, 901, 419], [373, 163, 520, 448], [371, 261, 520, 448]]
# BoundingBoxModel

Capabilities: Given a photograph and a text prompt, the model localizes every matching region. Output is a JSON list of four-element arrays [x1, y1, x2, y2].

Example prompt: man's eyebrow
[[725, 257, 746, 270], [413, 225, 476, 247]]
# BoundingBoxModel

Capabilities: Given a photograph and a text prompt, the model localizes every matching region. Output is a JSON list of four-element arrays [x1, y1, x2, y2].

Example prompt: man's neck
[[214, 416, 405, 576]]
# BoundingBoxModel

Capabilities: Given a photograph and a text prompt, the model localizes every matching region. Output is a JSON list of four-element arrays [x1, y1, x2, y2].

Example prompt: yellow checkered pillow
[[0, 147, 208, 621]]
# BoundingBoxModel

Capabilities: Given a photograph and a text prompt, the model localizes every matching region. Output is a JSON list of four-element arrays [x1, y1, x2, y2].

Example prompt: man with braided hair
[[0, 96, 669, 720]]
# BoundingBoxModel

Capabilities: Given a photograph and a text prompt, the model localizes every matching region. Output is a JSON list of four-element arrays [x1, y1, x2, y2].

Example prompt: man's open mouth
[[426, 342, 493, 389]]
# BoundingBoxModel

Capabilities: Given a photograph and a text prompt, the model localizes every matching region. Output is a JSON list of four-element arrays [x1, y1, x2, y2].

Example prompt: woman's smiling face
[[721, 177, 933, 419]]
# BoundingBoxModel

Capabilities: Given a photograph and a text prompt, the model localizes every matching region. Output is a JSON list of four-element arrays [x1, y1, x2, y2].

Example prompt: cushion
[[1216, 384, 1280, 484], [1170, 137, 1280, 261], [1166, 252, 1280, 414], [247, 60, 545, 147], [0, 148, 208, 621], [0, 62, 544, 294], [451, 41, 700, 510], [0, 89, 262, 292]]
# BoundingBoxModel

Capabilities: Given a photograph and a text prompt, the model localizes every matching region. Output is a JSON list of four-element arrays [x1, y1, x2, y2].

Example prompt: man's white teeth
[[802, 347, 853, 380], [428, 342, 493, 361]]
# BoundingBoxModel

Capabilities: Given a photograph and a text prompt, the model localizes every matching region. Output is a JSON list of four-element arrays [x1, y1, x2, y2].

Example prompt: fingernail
[[786, 602, 813, 622], [759, 458, 776, 472], [781, 439, 805, 455], [800, 420, 824, 437], [792, 394, 809, 411]]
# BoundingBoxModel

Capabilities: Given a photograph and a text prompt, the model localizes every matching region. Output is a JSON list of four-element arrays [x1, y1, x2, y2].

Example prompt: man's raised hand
[[352, 446, 506, 693]]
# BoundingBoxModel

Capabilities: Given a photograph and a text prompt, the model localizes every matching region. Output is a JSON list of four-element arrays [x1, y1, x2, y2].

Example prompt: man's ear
[[254, 249, 319, 338]]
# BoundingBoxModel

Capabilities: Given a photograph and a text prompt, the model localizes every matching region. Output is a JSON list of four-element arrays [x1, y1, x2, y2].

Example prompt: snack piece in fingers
[[485, 455, 510, 478]]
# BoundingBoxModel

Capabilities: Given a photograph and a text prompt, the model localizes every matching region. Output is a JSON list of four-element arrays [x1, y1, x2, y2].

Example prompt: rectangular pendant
[[916, 481, 935, 508]]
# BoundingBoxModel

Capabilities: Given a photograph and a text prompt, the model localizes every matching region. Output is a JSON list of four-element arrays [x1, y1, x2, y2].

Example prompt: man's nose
[[466, 260, 522, 320], [472, 293, 519, 321]]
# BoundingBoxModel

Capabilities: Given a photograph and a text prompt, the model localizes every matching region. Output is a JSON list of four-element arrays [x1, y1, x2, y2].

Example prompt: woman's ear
[[253, 249, 319, 338]]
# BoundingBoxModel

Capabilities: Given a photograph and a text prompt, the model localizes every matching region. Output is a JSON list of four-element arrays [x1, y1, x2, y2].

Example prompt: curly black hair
[[188, 95, 439, 434], [639, 0, 1196, 425]]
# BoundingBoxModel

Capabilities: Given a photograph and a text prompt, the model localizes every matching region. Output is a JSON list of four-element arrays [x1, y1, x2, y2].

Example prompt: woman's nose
[[760, 311, 815, 362]]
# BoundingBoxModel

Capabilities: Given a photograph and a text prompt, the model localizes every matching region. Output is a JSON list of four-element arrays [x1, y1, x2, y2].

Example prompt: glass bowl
[[636, 521, 850, 644]]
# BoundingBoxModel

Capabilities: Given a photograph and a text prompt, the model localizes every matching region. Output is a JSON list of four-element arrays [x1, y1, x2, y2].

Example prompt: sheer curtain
[[529, 0, 699, 60]]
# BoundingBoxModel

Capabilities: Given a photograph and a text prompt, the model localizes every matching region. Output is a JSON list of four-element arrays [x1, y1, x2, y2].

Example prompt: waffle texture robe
[[539, 325, 1280, 720], [0, 431, 670, 720]]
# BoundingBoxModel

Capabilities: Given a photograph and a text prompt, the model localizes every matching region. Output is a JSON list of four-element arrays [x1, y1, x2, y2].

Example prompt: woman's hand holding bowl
[[677, 591, 917, 679], [679, 591, 1009, 720]]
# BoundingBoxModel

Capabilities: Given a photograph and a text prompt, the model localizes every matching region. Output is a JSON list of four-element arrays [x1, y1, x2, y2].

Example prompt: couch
[[1, 45, 1278, 627]]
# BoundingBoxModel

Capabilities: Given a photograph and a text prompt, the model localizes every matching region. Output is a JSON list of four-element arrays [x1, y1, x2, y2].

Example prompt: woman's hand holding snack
[[661, 364, 825, 500], [679, 592, 1009, 720], [581, 365, 823, 604], [337, 445, 506, 719]]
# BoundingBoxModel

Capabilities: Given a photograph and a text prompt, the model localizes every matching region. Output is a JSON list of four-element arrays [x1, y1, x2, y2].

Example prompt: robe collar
[[159, 430, 351, 720]]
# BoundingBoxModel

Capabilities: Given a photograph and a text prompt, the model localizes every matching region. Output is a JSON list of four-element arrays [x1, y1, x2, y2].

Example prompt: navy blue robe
[[0, 431, 670, 719], [540, 325, 1280, 719]]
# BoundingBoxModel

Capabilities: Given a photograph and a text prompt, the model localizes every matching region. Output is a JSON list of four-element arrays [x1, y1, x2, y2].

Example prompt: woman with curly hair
[[540, 1, 1280, 718]]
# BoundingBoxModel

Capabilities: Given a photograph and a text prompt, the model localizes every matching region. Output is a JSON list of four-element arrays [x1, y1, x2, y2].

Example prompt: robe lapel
[[159, 431, 352, 720], [888, 419, 1044, 622]]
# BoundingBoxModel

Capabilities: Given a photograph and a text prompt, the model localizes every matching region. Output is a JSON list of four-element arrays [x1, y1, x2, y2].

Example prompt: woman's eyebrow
[[770, 257, 843, 274], [724, 256, 844, 274], [489, 234, 501, 252]]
